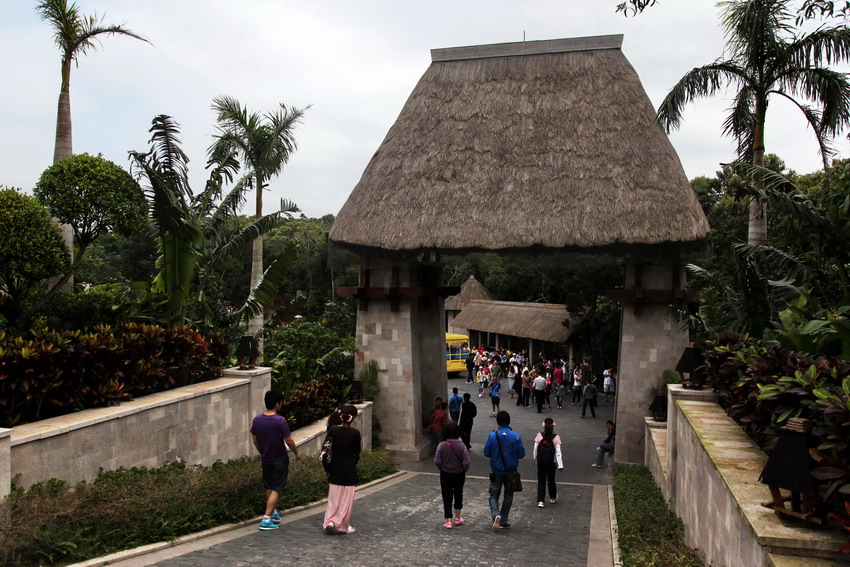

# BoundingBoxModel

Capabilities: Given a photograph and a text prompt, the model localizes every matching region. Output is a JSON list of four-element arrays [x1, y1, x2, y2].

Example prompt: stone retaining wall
[[645, 385, 847, 566], [0, 368, 372, 500]]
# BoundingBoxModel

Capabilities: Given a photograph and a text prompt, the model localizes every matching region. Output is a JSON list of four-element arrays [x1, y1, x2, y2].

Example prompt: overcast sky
[[2, 1, 847, 218]]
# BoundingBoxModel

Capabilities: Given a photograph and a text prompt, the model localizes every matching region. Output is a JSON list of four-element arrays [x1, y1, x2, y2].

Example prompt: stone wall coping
[[0, 428, 12, 440], [10, 376, 250, 446], [677, 399, 846, 552]]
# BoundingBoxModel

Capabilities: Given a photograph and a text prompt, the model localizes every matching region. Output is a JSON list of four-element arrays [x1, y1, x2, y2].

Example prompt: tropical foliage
[[33, 153, 147, 298], [209, 96, 307, 346], [0, 323, 229, 427], [0, 188, 69, 329], [128, 114, 297, 331], [657, 0, 850, 246]]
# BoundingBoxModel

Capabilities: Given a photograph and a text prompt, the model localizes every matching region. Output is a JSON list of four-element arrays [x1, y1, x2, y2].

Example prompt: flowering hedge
[[0, 323, 230, 427]]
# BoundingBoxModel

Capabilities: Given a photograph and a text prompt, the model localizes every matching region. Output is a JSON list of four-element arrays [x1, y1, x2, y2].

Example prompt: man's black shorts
[[262, 457, 289, 494]]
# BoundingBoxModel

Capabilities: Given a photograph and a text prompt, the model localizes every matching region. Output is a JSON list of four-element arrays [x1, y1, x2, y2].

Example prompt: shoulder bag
[[494, 430, 522, 492]]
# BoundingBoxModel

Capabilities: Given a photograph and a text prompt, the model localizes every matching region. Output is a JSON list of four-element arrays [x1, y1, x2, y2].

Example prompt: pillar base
[[384, 437, 435, 462]]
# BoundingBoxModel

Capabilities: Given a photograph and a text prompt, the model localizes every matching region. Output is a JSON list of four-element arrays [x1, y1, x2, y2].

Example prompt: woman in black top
[[322, 404, 361, 534]]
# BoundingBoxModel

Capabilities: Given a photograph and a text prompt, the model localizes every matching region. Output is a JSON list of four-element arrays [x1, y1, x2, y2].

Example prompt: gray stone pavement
[[83, 374, 619, 567]]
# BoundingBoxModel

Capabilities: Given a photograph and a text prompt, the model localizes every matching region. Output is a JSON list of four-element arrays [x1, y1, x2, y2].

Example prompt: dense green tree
[[209, 96, 306, 347], [34, 153, 147, 286], [36, 0, 147, 164], [0, 188, 69, 328], [657, 0, 850, 246]]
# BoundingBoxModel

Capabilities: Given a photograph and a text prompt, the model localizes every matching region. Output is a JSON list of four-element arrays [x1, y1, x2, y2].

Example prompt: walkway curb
[[68, 470, 409, 567]]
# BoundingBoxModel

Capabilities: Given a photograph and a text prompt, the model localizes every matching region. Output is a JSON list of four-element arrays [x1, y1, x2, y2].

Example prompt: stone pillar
[[222, 366, 271, 455], [0, 428, 11, 501], [354, 262, 446, 461], [615, 263, 690, 464]]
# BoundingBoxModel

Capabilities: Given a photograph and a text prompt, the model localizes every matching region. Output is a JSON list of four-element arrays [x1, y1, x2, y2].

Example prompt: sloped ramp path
[[76, 469, 617, 567]]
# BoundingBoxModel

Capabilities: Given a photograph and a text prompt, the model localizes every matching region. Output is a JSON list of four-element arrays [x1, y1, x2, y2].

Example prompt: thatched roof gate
[[330, 36, 709, 463], [330, 35, 708, 257]]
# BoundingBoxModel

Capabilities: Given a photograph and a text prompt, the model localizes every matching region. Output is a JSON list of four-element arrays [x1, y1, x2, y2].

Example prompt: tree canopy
[[34, 153, 148, 252], [0, 188, 69, 327]]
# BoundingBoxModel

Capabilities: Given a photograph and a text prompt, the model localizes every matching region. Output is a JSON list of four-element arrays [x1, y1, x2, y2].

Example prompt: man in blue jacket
[[483, 410, 526, 532]]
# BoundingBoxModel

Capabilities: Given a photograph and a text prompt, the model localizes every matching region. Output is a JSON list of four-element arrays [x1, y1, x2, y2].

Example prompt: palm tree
[[657, 0, 850, 246], [129, 115, 296, 328], [210, 96, 306, 351], [37, 0, 148, 164]]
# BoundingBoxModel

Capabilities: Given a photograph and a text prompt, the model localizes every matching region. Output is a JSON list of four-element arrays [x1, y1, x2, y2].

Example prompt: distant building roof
[[444, 275, 493, 311], [451, 299, 575, 343]]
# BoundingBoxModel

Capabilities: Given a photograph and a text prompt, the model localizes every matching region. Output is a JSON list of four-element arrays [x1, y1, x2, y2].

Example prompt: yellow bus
[[445, 333, 469, 374]]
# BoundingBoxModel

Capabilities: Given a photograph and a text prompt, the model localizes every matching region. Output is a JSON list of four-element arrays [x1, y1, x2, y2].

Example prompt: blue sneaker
[[259, 517, 279, 531], [270, 510, 282, 524]]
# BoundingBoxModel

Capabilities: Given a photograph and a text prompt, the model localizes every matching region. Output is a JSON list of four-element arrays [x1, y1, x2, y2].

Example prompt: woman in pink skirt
[[323, 404, 361, 535]]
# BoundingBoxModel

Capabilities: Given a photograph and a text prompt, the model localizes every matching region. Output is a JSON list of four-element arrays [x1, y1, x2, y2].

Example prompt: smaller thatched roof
[[445, 276, 493, 311], [451, 299, 574, 343]]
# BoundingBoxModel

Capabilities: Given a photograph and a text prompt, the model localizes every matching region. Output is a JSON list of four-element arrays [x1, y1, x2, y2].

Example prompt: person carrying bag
[[483, 411, 526, 531]]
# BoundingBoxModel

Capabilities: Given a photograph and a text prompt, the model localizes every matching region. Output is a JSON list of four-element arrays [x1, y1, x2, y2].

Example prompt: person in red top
[[429, 401, 449, 445]]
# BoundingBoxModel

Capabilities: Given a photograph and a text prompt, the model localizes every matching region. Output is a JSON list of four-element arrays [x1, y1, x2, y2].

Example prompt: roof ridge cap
[[431, 35, 623, 63]]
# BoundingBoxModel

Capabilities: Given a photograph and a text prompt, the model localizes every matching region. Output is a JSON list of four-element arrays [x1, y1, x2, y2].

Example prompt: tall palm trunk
[[51, 56, 75, 289], [748, 97, 768, 246], [249, 172, 264, 358], [53, 59, 73, 163]]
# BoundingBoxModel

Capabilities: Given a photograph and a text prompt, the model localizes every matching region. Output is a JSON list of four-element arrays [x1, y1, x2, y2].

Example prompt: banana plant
[[129, 115, 298, 330]]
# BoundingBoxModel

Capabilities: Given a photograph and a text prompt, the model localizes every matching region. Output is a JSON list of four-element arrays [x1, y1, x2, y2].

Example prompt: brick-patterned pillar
[[615, 263, 690, 464], [354, 262, 446, 461]]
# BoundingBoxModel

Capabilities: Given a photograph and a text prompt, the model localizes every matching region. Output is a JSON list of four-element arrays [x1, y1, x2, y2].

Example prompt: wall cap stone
[[677, 399, 845, 553], [11, 377, 250, 446]]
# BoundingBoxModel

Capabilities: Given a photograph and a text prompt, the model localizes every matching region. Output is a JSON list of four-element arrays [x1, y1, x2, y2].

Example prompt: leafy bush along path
[[613, 464, 702, 567], [1, 451, 396, 567]]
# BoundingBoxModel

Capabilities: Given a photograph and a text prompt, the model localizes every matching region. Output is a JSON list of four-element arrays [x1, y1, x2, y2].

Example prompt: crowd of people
[[250, 346, 617, 534], [463, 346, 616, 419]]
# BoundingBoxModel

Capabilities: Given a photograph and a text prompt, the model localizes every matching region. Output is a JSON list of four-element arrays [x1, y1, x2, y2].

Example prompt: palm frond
[[772, 90, 834, 167], [734, 163, 845, 241], [657, 62, 749, 132], [734, 242, 819, 283], [211, 211, 286, 261], [722, 87, 756, 160], [237, 244, 297, 320], [279, 198, 300, 215], [204, 173, 254, 243], [788, 26, 850, 67]]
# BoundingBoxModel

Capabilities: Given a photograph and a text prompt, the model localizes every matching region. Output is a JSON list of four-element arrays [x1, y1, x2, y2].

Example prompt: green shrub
[[1, 451, 396, 566], [613, 464, 702, 567], [0, 323, 230, 427], [265, 318, 354, 393], [279, 374, 351, 430]]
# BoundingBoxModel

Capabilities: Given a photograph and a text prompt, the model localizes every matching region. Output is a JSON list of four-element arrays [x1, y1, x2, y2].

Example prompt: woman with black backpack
[[533, 417, 563, 508]]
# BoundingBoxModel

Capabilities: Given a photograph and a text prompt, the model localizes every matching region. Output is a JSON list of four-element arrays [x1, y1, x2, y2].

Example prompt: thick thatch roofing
[[444, 275, 493, 311], [452, 299, 574, 343], [330, 35, 709, 257]]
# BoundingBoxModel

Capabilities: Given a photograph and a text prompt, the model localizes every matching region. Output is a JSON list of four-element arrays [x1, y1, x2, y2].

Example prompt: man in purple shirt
[[251, 390, 301, 531]]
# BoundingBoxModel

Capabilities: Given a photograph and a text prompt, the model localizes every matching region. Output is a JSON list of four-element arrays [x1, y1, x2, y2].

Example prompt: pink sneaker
[[452, 517, 465, 526], [443, 521, 454, 529]]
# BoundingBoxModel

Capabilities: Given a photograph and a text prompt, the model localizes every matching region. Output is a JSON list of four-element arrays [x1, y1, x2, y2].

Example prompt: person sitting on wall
[[591, 420, 615, 468]]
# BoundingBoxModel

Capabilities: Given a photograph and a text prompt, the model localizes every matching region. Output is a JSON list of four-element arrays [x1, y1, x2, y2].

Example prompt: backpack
[[584, 383, 598, 400], [537, 436, 556, 466]]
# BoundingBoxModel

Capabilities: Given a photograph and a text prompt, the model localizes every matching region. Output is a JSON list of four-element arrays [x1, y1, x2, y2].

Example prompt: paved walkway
[[82, 375, 619, 567]]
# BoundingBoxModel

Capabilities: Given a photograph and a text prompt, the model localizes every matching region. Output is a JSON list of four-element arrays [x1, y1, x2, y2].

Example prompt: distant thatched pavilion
[[452, 299, 579, 361], [332, 35, 709, 462], [444, 275, 493, 334]]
